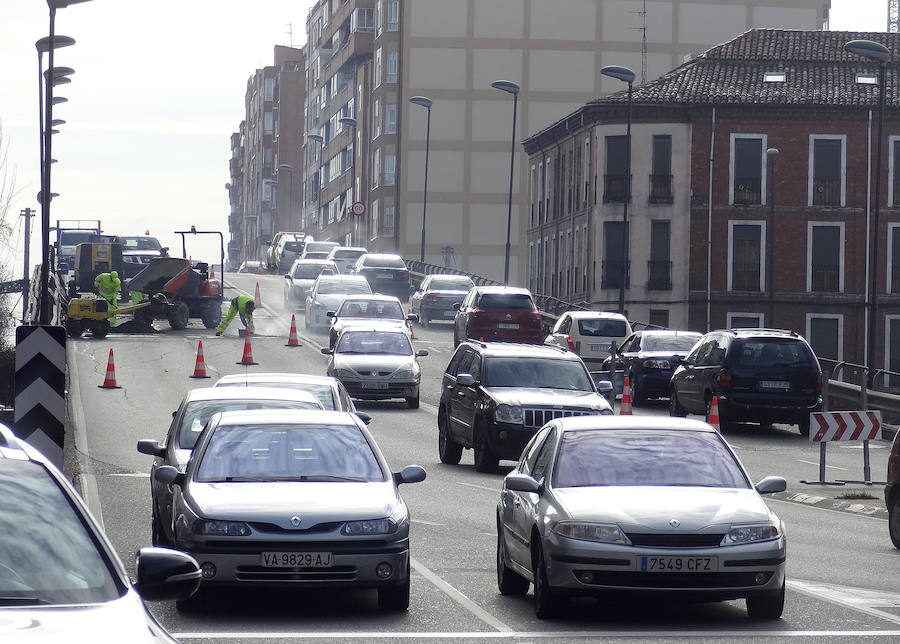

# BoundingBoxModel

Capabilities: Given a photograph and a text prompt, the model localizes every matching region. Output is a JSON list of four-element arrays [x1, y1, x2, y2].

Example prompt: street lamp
[[766, 147, 779, 326], [491, 80, 520, 285], [278, 164, 294, 230], [845, 39, 890, 386], [307, 133, 324, 232], [409, 96, 433, 263], [340, 116, 358, 245], [601, 65, 635, 315]]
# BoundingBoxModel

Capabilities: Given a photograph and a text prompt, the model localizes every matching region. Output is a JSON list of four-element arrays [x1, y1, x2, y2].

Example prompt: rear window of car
[[178, 399, 323, 449], [578, 318, 628, 337], [731, 338, 818, 369], [334, 249, 365, 259], [306, 242, 338, 253], [214, 382, 338, 410], [283, 242, 303, 252], [477, 293, 535, 310], [554, 429, 750, 489], [430, 277, 474, 291], [642, 333, 701, 352], [292, 263, 333, 279], [120, 236, 162, 250], [339, 300, 404, 319], [317, 278, 372, 294], [363, 256, 406, 268]]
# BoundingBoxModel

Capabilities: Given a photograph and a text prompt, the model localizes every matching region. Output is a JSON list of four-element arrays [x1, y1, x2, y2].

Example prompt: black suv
[[351, 253, 411, 300], [438, 341, 613, 472], [669, 328, 822, 435]]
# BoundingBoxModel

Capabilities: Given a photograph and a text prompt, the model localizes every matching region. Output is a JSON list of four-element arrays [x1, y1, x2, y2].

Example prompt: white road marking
[[789, 578, 900, 627], [411, 518, 446, 526], [767, 497, 887, 521], [67, 345, 105, 528], [171, 630, 900, 640], [409, 557, 513, 633], [457, 481, 499, 493], [796, 459, 848, 471], [420, 400, 439, 416], [108, 472, 150, 478], [840, 444, 887, 450]]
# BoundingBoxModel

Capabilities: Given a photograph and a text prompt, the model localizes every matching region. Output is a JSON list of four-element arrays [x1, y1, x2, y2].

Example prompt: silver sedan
[[496, 416, 787, 620], [154, 409, 426, 612]]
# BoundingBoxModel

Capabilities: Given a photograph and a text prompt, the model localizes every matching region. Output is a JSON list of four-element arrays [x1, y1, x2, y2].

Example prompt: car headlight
[[720, 524, 781, 546], [335, 368, 356, 378], [495, 404, 524, 424], [342, 517, 399, 536], [553, 522, 630, 544], [392, 368, 415, 379], [193, 519, 252, 537]]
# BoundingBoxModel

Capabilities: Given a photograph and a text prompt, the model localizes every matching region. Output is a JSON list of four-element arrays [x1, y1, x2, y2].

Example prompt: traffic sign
[[351, 201, 366, 216], [810, 411, 881, 442]]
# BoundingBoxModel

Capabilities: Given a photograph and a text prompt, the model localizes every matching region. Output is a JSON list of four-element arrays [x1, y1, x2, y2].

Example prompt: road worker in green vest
[[94, 271, 121, 326], [215, 295, 255, 336]]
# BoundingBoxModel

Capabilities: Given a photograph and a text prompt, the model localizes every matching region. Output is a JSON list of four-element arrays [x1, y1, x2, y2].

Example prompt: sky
[[0, 0, 889, 280]]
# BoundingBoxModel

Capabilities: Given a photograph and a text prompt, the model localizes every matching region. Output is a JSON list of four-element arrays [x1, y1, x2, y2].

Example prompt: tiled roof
[[596, 29, 900, 108]]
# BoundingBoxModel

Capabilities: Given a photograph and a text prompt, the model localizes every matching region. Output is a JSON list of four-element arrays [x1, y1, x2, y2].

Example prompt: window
[[371, 200, 379, 238], [385, 104, 397, 134], [648, 309, 669, 329], [890, 137, 900, 207], [602, 221, 628, 289], [351, 7, 374, 32], [373, 98, 381, 138], [890, 224, 900, 293], [650, 135, 673, 203], [728, 221, 764, 292], [764, 71, 786, 83], [384, 205, 395, 231], [375, 48, 382, 86], [809, 136, 845, 207], [730, 135, 765, 205], [807, 314, 842, 361], [375, 0, 383, 36], [530, 164, 537, 226], [264, 78, 274, 101], [583, 138, 591, 204], [856, 73, 877, 85], [726, 312, 763, 328], [648, 220, 671, 290], [888, 316, 900, 387], [373, 148, 380, 187], [387, 1, 399, 30], [808, 223, 843, 293], [603, 136, 629, 203], [386, 51, 398, 83], [384, 154, 396, 185]]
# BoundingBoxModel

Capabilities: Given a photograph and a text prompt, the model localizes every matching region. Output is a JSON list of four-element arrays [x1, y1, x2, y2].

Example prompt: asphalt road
[[63, 272, 900, 643]]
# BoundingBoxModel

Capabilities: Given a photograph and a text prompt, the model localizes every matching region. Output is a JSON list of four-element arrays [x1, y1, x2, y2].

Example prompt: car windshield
[[334, 249, 365, 259], [363, 256, 406, 268], [195, 423, 385, 482], [59, 232, 96, 245], [578, 318, 627, 337], [642, 333, 702, 352], [339, 300, 404, 319], [483, 357, 593, 391], [292, 263, 332, 279], [214, 382, 338, 410], [554, 429, 750, 488], [317, 279, 371, 295], [429, 277, 474, 291], [0, 460, 122, 605], [283, 242, 303, 252], [306, 243, 337, 254], [478, 293, 535, 310], [733, 338, 818, 369], [337, 331, 412, 355], [178, 399, 322, 449], [119, 236, 161, 250]]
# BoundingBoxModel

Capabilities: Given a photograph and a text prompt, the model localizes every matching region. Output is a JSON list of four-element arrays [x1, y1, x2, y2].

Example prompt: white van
[[544, 311, 632, 366]]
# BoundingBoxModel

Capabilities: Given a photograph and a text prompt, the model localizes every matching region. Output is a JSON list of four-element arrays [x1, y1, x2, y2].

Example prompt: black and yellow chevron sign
[[14, 325, 66, 468]]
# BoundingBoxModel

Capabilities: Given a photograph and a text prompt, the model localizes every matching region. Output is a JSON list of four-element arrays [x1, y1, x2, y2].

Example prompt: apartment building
[[526, 28, 900, 373]]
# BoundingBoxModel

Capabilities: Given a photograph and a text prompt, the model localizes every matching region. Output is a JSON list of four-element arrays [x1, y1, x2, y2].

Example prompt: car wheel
[[669, 388, 686, 417], [65, 318, 84, 338], [377, 564, 410, 611], [797, 415, 811, 438], [167, 301, 190, 330], [91, 320, 110, 339], [497, 522, 529, 596], [533, 543, 565, 619], [406, 394, 419, 409], [200, 301, 222, 329], [889, 496, 900, 548], [438, 409, 463, 465], [473, 424, 499, 473], [746, 579, 785, 620]]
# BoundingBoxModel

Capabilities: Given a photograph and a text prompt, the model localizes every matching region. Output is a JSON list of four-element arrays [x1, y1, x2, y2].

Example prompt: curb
[[773, 489, 887, 519]]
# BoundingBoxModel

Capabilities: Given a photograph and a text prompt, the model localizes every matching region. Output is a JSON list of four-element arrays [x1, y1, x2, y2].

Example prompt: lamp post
[[601, 65, 635, 316], [340, 117, 358, 245], [278, 164, 294, 230], [491, 80, 520, 285], [845, 39, 890, 386], [409, 96, 432, 263], [307, 133, 324, 233], [38, 0, 92, 326], [766, 147, 779, 326]]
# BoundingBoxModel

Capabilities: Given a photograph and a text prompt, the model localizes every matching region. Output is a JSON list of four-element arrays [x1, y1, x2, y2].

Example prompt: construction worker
[[215, 295, 255, 336], [94, 271, 121, 326]]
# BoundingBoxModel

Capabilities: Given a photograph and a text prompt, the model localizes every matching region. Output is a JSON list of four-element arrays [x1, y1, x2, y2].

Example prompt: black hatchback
[[351, 253, 411, 301], [669, 328, 822, 435]]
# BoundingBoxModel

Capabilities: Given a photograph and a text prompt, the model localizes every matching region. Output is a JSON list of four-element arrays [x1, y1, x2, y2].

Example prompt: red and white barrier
[[810, 411, 881, 442]]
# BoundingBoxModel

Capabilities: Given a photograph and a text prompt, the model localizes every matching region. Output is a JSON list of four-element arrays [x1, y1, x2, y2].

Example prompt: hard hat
[[110, 271, 118, 279]]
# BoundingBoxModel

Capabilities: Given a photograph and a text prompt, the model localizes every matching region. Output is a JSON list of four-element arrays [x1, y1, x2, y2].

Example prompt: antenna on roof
[[630, 0, 648, 84], [286, 22, 294, 47]]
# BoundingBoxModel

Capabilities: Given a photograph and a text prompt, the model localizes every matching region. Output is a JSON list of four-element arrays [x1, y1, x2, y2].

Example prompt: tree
[[0, 120, 19, 407]]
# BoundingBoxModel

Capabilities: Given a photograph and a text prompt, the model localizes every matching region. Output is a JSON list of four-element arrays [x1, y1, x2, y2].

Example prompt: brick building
[[524, 29, 900, 373]]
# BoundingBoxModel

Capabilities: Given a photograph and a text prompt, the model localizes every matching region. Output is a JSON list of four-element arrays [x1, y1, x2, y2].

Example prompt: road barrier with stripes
[[802, 411, 883, 487]]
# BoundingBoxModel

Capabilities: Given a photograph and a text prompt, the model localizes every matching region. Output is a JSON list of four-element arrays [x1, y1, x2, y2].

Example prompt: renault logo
[[668, 519, 680, 528], [291, 515, 302, 527]]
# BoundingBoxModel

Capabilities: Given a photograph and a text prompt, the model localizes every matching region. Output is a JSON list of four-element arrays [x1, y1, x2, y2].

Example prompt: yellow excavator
[[64, 296, 152, 338]]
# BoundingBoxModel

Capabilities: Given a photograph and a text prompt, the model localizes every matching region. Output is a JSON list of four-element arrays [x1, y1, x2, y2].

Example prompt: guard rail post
[[859, 368, 872, 484]]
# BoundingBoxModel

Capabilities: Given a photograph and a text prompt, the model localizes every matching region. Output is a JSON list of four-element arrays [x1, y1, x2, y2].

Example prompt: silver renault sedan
[[154, 409, 426, 612], [496, 416, 787, 620]]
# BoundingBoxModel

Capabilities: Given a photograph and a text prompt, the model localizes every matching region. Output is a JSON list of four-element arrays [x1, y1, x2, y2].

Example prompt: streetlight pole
[[766, 147, 779, 327], [307, 133, 324, 234], [845, 39, 890, 386], [601, 65, 635, 315], [491, 80, 520, 285], [340, 116, 358, 245], [409, 96, 433, 263]]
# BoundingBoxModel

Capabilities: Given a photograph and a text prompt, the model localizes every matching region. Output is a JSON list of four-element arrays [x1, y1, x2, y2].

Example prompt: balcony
[[323, 30, 374, 76], [733, 177, 761, 205], [811, 265, 840, 292], [649, 174, 673, 204], [600, 260, 630, 289], [647, 260, 672, 290], [812, 178, 841, 207], [603, 174, 631, 203]]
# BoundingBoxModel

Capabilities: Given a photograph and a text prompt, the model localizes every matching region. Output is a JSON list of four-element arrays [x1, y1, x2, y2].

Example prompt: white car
[[305, 274, 372, 329], [327, 246, 368, 274], [544, 311, 633, 367], [283, 259, 339, 310], [327, 294, 416, 349], [301, 240, 341, 260]]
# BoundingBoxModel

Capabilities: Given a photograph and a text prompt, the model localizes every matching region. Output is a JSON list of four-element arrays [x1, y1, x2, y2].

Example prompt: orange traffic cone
[[236, 333, 258, 365], [257, 259, 264, 274], [99, 348, 121, 389], [408, 308, 416, 339], [209, 264, 215, 279], [707, 395, 721, 430], [254, 282, 262, 308], [285, 314, 301, 347], [190, 340, 210, 378], [619, 376, 632, 415]]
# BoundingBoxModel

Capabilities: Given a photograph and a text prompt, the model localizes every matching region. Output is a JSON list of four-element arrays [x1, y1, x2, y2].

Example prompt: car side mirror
[[407, 313, 419, 322], [171, 410, 177, 418], [394, 464, 427, 485], [456, 373, 476, 387], [155, 465, 184, 487], [452, 302, 461, 310], [504, 473, 541, 494], [137, 439, 165, 458], [327, 311, 336, 318], [755, 476, 787, 495], [416, 349, 429, 357], [134, 547, 201, 602], [321, 347, 333, 355], [284, 274, 291, 279], [355, 411, 372, 425]]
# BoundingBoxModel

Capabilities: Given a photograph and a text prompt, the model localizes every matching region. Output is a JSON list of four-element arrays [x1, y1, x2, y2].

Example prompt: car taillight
[[717, 368, 732, 388], [816, 371, 823, 393], [643, 359, 671, 369], [566, 336, 575, 352], [425, 294, 440, 303]]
